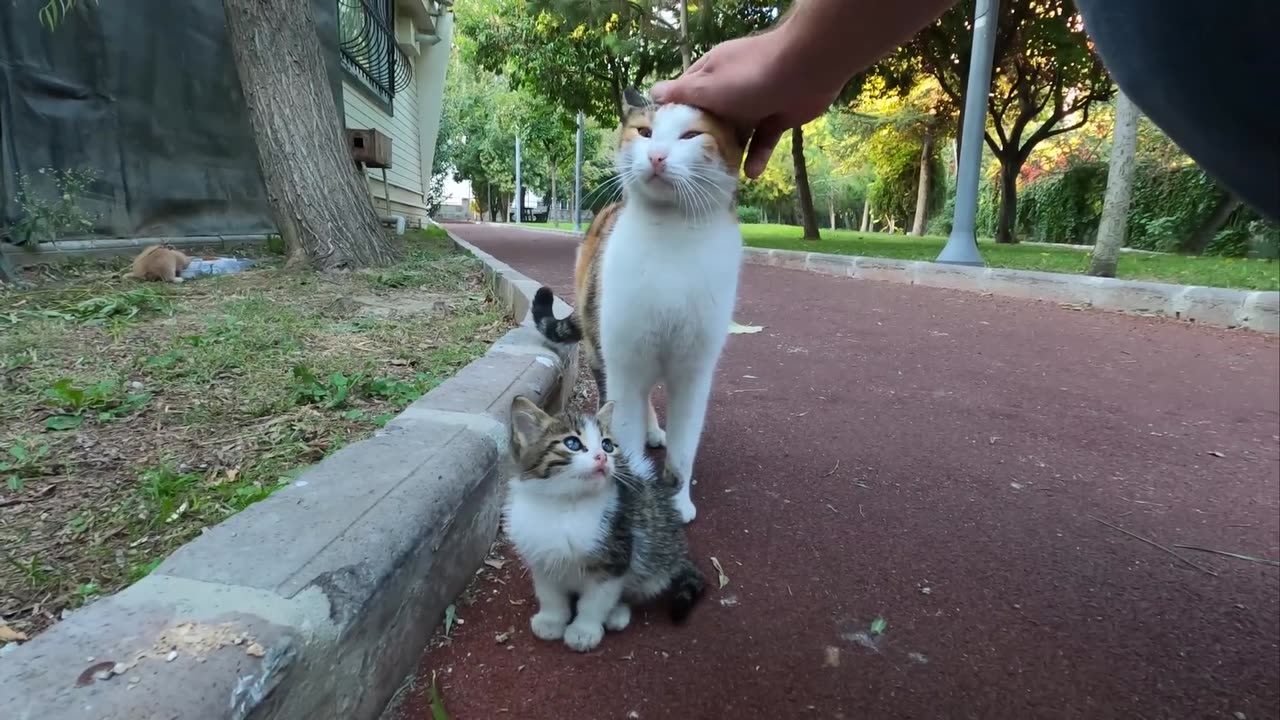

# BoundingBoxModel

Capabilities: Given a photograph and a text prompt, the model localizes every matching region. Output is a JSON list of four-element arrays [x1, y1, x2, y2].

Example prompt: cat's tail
[[532, 286, 582, 344], [667, 556, 707, 624]]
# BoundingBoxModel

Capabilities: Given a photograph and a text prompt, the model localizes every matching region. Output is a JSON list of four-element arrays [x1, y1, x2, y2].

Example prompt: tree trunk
[[910, 130, 934, 236], [679, 0, 692, 71], [828, 194, 836, 230], [791, 127, 822, 241], [994, 157, 1020, 244], [550, 167, 557, 220], [223, 0, 397, 269], [861, 198, 870, 232], [1088, 90, 1141, 278], [1181, 192, 1242, 255]]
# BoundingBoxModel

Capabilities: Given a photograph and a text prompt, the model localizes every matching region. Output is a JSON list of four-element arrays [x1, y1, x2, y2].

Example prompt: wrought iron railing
[[338, 0, 413, 105]]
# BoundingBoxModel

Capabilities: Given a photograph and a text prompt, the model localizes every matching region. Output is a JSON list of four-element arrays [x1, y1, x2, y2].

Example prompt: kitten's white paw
[[530, 611, 569, 641], [172, 277, 185, 284], [645, 426, 667, 449], [605, 604, 632, 632], [674, 494, 697, 524], [563, 620, 605, 652]]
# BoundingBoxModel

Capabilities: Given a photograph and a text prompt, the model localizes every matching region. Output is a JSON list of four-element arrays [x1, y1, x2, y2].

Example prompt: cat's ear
[[622, 87, 651, 113], [595, 400, 615, 431], [509, 395, 549, 450]]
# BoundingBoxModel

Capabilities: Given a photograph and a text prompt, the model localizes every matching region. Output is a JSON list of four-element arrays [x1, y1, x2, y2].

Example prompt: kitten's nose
[[648, 150, 668, 174], [592, 451, 608, 469]]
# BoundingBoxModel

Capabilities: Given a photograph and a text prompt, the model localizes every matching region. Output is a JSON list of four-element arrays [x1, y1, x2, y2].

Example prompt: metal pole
[[514, 135, 522, 225], [937, 0, 999, 266], [573, 111, 584, 232]]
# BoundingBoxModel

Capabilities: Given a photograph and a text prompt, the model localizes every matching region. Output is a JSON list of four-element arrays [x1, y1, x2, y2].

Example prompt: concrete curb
[[2, 234, 273, 268], [744, 247, 1280, 334], [0, 230, 578, 719]]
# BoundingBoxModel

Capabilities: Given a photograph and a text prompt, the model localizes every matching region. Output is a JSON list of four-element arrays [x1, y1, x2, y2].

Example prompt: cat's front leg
[[563, 576, 624, 652], [664, 363, 717, 523], [529, 571, 571, 641]]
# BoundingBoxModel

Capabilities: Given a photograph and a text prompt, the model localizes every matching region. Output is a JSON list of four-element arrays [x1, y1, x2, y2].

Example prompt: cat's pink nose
[[592, 451, 608, 469], [648, 150, 668, 173]]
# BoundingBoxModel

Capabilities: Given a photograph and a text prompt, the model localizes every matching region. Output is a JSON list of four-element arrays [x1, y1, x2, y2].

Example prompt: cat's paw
[[530, 611, 569, 641], [563, 620, 606, 652], [674, 494, 697, 524], [645, 426, 667, 448], [171, 277, 185, 284], [605, 604, 632, 632]]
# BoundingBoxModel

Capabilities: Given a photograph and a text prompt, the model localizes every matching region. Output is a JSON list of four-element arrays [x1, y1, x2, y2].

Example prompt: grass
[[0, 226, 510, 638], [529, 219, 1277, 290], [740, 224, 1279, 291]]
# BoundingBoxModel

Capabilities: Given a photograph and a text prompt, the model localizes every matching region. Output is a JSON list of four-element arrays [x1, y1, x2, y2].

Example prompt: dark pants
[[1075, 0, 1280, 221]]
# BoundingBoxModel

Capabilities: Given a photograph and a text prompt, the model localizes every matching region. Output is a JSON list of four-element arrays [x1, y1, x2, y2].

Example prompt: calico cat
[[532, 87, 744, 523], [125, 245, 193, 283], [503, 395, 706, 653]]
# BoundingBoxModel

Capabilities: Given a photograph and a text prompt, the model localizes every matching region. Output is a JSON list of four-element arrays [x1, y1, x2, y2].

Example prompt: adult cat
[[532, 88, 744, 523]]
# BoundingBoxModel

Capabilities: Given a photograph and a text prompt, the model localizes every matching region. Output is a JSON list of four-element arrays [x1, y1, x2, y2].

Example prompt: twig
[[1172, 545, 1280, 568], [0, 484, 56, 507], [1088, 515, 1218, 577], [823, 459, 840, 477], [727, 388, 765, 395]]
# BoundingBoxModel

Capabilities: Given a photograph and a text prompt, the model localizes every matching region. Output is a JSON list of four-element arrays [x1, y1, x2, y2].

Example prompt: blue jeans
[[1075, 0, 1280, 221]]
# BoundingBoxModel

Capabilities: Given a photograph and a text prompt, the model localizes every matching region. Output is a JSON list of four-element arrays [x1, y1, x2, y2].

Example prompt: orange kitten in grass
[[124, 245, 193, 283]]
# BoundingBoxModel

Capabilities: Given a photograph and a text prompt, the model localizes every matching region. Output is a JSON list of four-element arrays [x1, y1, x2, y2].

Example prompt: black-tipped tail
[[668, 558, 707, 624], [532, 286, 582, 344]]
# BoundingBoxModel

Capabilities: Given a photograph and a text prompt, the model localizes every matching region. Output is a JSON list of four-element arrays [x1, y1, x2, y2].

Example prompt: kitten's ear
[[595, 400, 615, 431], [622, 87, 651, 112], [509, 395, 549, 450]]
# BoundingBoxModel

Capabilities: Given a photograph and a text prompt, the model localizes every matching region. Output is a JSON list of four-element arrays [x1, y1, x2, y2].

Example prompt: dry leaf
[[728, 321, 764, 335], [0, 625, 29, 643], [709, 556, 730, 589], [484, 558, 505, 570], [245, 642, 266, 658], [823, 646, 841, 667], [1207, 451, 1225, 458]]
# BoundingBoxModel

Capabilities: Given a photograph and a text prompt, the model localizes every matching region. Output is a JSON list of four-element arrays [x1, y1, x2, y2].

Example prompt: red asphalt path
[[386, 222, 1280, 720]]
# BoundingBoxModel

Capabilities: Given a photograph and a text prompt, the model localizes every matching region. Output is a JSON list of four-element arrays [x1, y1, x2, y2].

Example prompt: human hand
[[651, 30, 844, 179]]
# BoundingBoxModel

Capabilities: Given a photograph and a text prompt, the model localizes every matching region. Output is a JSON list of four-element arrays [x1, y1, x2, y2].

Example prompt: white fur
[[503, 420, 655, 653], [600, 102, 742, 523]]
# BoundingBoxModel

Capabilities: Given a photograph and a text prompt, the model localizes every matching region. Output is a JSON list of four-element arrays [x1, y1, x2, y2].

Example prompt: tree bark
[[679, 0, 692, 71], [1181, 192, 1242, 255], [995, 157, 1020, 244], [222, 0, 397, 269], [910, 130, 934, 236], [1088, 90, 1140, 278], [791, 127, 822, 241]]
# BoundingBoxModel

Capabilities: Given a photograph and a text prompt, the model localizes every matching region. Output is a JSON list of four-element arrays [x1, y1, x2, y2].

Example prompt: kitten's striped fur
[[504, 395, 706, 652]]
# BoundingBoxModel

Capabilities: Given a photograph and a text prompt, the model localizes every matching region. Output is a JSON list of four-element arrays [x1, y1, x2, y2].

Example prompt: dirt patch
[[0, 228, 511, 640]]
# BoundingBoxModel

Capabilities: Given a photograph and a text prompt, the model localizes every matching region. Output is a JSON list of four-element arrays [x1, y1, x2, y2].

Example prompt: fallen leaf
[[0, 625, 28, 643], [443, 604, 458, 637], [494, 630, 511, 644], [728, 321, 764, 335], [709, 556, 730, 589], [870, 617, 888, 635], [823, 646, 841, 667], [484, 558, 505, 570], [1207, 451, 1225, 458], [245, 642, 266, 658]]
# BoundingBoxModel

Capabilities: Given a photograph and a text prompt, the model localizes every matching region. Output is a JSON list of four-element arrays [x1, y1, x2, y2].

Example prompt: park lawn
[[0, 227, 509, 639], [741, 224, 1280, 291]]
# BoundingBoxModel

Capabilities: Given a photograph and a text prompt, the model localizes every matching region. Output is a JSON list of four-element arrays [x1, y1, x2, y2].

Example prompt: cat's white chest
[[503, 485, 612, 579]]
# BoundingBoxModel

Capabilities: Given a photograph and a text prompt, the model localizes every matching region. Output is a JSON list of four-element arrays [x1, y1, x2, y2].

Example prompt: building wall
[[343, 72, 427, 224]]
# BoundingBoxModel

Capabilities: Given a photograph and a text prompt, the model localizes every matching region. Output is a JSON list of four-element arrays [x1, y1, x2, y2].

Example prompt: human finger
[[742, 118, 787, 179]]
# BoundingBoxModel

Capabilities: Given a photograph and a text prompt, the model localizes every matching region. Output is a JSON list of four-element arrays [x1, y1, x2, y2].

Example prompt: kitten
[[124, 245, 193, 283], [531, 87, 744, 523], [503, 395, 706, 653]]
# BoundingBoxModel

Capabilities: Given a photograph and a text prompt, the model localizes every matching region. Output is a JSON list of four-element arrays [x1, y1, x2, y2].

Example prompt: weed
[[290, 366, 366, 409], [9, 166, 99, 245], [137, 465, 201, 529], [41, 378, 150, 430], [1, 437, 52, 492]]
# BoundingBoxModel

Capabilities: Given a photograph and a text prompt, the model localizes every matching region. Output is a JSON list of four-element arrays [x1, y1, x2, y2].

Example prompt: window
[[338, 0, 411, 106]]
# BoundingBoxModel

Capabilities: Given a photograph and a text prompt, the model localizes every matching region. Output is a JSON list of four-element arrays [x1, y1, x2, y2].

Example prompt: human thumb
[[651, 75, 711, 108]]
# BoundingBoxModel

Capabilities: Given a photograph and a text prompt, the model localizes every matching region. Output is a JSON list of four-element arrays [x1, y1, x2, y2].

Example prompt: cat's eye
[[637, 127, 653, 138], [680, 130, 703, 140], [601, 438, 616, 453], [562, 436, 583, 451]]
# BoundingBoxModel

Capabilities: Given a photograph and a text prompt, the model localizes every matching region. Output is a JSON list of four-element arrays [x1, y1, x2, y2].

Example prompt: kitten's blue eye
[[562, 436, 583, 451], [601, 438, 616, 453]]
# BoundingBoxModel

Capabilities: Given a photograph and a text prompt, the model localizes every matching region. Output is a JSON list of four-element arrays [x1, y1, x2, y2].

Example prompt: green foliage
[[736, 206, 762, 224], [41, 377, 151, 430], [289, 365, 433, 411], [8, 167, 99, 245]]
